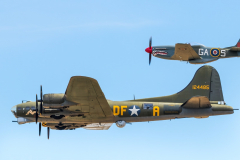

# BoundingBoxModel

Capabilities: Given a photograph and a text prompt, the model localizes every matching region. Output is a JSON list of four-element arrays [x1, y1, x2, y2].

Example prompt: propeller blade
[[145, 36, 152, 65], [40, 85, 43, 114], [47, 127, 50, 139], [149, 37, 152, 48], [36, 114, 38, 124], [149, 53, 152, 65], [35, 94, 38, 124], [39, 122, 41, 136]]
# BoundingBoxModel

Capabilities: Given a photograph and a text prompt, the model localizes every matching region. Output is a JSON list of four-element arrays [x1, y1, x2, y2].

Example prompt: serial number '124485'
[[192, 85, 209, 90]]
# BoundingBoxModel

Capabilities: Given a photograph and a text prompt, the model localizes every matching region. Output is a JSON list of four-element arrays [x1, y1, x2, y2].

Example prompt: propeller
[[47, 127, 50, 139], [39, 122, 41, 136], [145, 37, 153, 65], [149, 36, 152, 48], [149, 51, 151, 65], [40, 85, 43, 114], [35, 85, 43, 137], [35, 94, 38, 124]]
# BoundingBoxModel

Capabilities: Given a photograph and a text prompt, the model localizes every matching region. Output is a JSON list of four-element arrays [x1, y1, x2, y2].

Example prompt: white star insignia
[[129, 105, 140, 116]]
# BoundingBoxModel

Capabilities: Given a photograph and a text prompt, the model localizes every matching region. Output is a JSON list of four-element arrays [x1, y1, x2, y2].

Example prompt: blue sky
[[0, 0, 240, 160]]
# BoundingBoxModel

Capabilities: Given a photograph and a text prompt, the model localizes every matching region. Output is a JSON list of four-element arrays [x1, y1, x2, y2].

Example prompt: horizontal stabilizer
[[229, 39, 240, 51], [181, 96, 211, 109], [230, 47, 240, 52]]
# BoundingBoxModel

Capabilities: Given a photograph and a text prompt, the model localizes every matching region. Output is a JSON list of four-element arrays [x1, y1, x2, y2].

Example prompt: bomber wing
[[47, 123, 113, 130], [65, 76, 114, 118], [171, 43, 201, 61], [83, 123, 113, 130]]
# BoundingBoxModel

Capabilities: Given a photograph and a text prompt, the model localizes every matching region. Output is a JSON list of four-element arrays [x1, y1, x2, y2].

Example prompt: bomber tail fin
[[136, 65, 224, 103]]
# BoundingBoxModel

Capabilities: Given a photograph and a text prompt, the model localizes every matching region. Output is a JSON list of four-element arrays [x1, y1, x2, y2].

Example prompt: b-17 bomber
[[11, 65, 236, 139], [145, 37, 240, 64]]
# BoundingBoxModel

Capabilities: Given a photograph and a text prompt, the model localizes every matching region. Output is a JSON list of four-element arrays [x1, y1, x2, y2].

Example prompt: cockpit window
[[189, 42, 205, 47], [25, 107, 30, 110], [31, 106, 35, 110], [17, 107, 22, 110]]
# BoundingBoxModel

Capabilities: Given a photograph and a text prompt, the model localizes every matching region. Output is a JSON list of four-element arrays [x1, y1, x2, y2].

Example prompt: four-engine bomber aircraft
[[11, 65, 236, 139], [145, 38, 240, 64]]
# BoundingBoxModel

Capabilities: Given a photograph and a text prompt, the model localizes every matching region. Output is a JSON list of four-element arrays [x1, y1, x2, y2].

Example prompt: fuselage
[[151, 45, 240, 64], [11, 100, 234, 124]]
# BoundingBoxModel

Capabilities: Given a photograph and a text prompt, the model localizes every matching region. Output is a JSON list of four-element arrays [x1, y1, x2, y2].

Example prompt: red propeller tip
[[145, 47, 152, 54]]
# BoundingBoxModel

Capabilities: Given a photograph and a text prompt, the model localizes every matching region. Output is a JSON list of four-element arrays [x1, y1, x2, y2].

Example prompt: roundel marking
[[210, 48, 220, 57], [128, 105, 141, 117]]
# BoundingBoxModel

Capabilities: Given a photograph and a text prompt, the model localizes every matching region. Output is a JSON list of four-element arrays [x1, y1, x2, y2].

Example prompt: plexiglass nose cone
[[11, 105, 17, 112]]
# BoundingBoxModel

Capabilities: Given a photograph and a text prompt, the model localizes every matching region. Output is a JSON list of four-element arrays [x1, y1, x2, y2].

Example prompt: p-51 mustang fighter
[[11, 65, 236, 139], [145, 38, 240, 64]]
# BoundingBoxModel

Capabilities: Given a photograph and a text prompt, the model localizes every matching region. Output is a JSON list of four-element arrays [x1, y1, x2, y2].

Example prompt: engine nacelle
[[43, 94, 65, 104], [17, 117, 32, 124], [116, 120, 126, 128]]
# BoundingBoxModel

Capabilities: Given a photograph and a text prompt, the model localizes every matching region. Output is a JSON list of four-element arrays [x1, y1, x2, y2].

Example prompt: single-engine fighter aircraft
[[145, 37, 240, 64], [11, 65, 237, 139]]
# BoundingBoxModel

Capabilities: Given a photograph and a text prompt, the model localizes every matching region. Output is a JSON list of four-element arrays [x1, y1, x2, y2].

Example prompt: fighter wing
[[171, 43, 201, 61], [65, 76, 114, 118]]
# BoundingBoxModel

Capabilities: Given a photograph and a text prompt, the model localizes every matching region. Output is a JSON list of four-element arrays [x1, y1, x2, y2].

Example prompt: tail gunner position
[[145, 37, 240, 64], [11, 65, 236, 139]]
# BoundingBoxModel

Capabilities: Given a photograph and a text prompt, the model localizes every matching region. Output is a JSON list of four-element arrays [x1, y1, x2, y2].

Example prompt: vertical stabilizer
[[236, 39, 240, 47], [135, 65, 224, 103]]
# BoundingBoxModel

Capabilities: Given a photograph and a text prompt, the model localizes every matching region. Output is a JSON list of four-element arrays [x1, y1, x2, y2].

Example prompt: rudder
[[210, 67, 224, 101]]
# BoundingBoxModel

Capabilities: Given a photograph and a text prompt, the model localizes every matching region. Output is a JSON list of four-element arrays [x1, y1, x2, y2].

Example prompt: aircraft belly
[[189, 58, 218, 64], [113, 115, 178, 122]]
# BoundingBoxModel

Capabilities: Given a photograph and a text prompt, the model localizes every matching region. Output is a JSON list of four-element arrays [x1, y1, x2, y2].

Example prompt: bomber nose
[[145, 47, 152, 54], [11, 105, 17, 113]]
